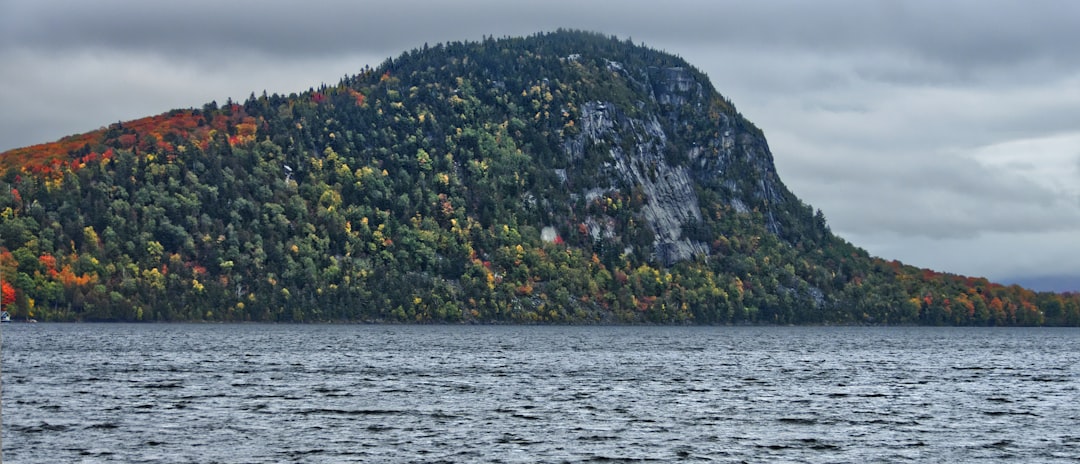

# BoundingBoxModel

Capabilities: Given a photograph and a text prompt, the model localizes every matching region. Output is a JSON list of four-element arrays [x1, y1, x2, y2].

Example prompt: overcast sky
[[2, 0, 1078, 289]]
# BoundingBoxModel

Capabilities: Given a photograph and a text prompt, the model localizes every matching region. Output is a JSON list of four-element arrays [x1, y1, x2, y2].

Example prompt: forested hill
[[1, 30, 1077, 324]]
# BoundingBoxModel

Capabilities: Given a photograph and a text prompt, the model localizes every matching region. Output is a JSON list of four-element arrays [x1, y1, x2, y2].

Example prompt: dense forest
[[1, 30, 1077, 324]]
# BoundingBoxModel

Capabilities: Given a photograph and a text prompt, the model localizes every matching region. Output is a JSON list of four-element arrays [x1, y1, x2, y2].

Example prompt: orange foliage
[[636, 295, 657, 311], [228, 119, 259, 147], [0, 131, 98, 174], [1, 281, 14, 306], [56, 264, 95, 287], [0, 108, 260, 175], [349, 89, 366, 107], [515, 283, 534, 296]]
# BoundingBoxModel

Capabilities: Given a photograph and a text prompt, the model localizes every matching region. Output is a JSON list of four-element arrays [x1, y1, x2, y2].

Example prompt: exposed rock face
[[561, 64, 791, 265], [566, 100, 706, 264]]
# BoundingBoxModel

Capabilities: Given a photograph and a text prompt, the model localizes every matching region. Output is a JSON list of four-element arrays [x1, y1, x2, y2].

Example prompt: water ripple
[[3, 324, 1080, 462]]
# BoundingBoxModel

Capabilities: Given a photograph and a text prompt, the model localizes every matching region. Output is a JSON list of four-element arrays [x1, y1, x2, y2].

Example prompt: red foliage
[[614, 270, 629, 284], [39, 254, 57, 272], [0, 130, 98, 173], [117, 133, 138, 148], [0, 108, 259, 176], [1, 281, 14, 306]]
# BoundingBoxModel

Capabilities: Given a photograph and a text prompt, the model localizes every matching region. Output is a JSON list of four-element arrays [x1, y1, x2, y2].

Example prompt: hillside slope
[[1, 30, 1077, 324]]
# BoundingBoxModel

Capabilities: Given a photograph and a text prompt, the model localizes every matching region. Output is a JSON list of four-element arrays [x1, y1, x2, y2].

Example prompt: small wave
[[64, 447, 116, 457], [778, 417, 817, 425], [497, 433, 540, 445], [429, 411, 460, 419], [857, 392, 888, 398], [578, 435, 619, 442], [13, 422, 71, 433], [140, 381, 184, 389], [1028, 376, 1068, 382], [298, 408, 403, 416], [866, 418, 920, 426], [582, 454, 659, 462], [798, 438, 842, 451], [983, 410, 1039, 417], [230, 382, 262, 387], [283, 448, 326, 457], [511, 413, 543, 420]]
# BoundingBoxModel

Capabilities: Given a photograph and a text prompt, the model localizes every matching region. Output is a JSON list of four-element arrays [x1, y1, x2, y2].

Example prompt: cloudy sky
[[2, 0, 1078, 290]]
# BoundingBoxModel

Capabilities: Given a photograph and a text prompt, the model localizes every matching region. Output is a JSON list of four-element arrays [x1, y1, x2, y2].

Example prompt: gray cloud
[[6, 1, 1080, 66], [3, 0, 1080, 282]]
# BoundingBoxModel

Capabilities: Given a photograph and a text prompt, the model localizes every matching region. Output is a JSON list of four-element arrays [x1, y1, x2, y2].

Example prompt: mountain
[[1, 30, 1077, 325]]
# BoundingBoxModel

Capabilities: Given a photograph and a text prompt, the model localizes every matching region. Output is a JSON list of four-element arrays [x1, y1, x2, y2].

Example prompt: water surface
[[3, 324, 1079, 462]]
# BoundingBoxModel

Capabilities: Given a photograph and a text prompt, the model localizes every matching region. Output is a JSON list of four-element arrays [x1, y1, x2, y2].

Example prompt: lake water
[[3, 324, 1079, 463]]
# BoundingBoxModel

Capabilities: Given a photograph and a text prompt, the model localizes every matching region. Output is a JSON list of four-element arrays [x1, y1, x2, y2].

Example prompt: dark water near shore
[[3, 324, 1079, 463]]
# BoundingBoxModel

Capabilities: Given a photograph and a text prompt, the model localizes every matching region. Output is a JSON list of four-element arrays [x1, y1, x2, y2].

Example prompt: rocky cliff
[[561, 62, 792, 265]]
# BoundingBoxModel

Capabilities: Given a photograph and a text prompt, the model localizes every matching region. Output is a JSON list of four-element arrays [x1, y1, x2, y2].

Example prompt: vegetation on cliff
[[1, 30, 1077, 324]]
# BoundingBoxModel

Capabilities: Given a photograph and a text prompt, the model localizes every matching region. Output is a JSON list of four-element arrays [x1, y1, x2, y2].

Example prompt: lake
[[3, 324, 1079, 462]]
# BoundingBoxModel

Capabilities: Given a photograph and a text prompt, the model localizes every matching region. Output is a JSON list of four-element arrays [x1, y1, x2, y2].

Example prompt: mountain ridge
[[1, 30, 1077, 324]]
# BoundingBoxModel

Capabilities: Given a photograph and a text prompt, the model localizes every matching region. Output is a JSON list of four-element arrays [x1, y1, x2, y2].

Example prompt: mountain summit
[[1, 30, 1076, 324]]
